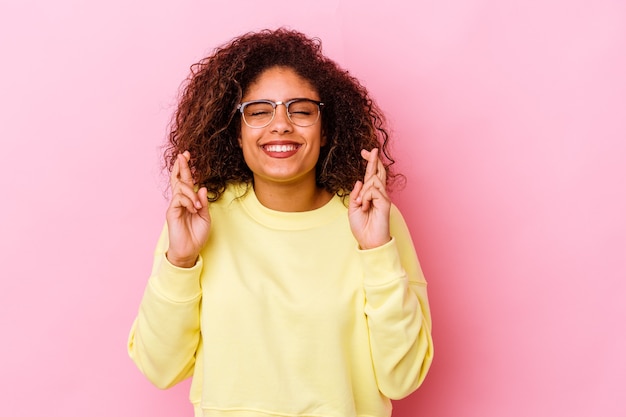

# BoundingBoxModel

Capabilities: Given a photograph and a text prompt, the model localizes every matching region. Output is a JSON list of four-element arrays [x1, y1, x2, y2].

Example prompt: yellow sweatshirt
[[128, 184, 433, 417]]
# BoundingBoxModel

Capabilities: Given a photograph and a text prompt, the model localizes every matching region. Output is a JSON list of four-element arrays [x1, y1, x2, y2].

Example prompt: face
[[238, 66, 325, 189]]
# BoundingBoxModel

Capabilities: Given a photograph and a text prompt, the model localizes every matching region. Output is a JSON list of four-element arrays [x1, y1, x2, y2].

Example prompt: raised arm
[[128, 151, 211, 388], [349, 148, 434, 398]]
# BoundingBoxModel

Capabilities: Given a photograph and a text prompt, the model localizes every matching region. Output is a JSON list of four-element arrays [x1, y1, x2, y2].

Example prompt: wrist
[[165, 251, 199, 269], [358, 235, 391, 250]]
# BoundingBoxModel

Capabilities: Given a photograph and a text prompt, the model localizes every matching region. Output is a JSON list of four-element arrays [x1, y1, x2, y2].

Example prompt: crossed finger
[[170, 151, 202, 212], [358, 148, 389, 211], [362, 148, 387, 184], [171, 151, 193, 189]]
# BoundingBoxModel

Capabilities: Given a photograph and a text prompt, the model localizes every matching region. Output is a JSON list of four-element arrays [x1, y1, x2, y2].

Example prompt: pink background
[[1, 1, 624, 416]]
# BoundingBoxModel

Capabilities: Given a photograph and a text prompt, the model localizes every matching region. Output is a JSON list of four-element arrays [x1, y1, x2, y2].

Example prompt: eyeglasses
[[237, 98, 324, 128]]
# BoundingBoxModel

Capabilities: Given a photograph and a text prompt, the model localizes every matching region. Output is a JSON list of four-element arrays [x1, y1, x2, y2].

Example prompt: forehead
[[243, 66, 319, 100]]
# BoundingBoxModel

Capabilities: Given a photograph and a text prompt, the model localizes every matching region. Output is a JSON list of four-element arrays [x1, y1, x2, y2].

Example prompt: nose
[[269, 102, 293, 132]]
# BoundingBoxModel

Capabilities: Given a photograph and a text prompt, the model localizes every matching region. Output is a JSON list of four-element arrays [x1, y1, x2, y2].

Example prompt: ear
[[321, 129, 328, 146]]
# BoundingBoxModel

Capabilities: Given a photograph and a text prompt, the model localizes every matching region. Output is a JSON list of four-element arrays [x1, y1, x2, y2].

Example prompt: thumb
[[197, 187, 209, 213]]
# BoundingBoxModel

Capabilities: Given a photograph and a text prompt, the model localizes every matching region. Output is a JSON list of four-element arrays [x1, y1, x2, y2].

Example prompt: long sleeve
[[360, 205, 434, 399], [127, 225, 202, 389], [128, 188, 433, 416]]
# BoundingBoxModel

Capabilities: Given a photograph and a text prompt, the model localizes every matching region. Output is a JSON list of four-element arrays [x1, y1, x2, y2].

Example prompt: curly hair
[[164, 27, 401, 201]]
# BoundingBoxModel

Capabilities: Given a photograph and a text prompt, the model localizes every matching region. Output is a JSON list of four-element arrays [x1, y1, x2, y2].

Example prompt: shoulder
[[211, 182, 252, 207], [389, 203, 414, 244], [390, 203, 407, 226]]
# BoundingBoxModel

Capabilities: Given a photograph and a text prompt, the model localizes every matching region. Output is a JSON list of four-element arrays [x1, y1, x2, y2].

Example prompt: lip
[[261, 141, 302, 158]]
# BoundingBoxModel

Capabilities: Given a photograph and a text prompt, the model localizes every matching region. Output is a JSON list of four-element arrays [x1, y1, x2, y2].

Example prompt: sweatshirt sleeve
[[360, 205, 434, 400], [127, 225, 203, 389]]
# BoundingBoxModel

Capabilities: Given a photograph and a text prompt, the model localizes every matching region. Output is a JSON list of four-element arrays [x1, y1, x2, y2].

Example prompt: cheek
[[316, 127, 326, 147], [238, 135, 258, 165], [238, 128, 255, 149]]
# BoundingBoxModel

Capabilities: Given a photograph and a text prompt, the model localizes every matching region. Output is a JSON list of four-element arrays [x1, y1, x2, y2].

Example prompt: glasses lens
[[288, 100, 320, 127], [242, 101, 275, 127]]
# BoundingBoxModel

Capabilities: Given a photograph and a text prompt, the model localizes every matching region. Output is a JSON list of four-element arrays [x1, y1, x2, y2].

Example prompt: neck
[[252, 177, 333, 212]]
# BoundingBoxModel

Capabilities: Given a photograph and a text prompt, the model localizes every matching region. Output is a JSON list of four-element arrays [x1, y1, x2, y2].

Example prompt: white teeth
[[265, 144, 298, 152]]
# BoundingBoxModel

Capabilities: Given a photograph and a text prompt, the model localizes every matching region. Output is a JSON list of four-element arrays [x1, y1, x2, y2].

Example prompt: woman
[[128, 28, 433, 417]]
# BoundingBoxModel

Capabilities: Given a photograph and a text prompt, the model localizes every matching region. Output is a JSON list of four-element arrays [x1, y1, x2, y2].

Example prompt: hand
[[165, 151, 211, 268], [348, 148, 391, 249]]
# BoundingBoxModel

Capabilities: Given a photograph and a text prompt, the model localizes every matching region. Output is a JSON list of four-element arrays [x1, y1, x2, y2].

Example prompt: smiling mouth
[[263, 144, 301, 152]]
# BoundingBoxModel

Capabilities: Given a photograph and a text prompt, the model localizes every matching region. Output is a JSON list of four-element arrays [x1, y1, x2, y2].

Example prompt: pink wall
[[1, 1, 624, 416]]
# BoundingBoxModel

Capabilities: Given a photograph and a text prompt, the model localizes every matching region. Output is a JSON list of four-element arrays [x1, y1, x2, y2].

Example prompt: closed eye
[[249, 110, 273, 117]]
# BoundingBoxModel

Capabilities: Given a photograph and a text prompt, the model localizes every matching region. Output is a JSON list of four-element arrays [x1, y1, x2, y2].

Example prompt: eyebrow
[[241, 97, 321, 103]]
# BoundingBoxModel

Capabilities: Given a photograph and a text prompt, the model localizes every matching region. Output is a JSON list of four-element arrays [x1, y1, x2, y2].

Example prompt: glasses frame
[[237, 98, 324, 129]]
